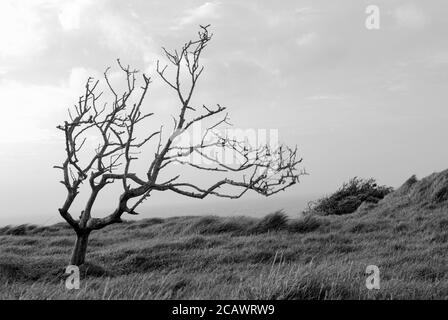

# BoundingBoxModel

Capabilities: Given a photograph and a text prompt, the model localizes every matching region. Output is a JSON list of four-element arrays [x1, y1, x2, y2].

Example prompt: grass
[[1, 171, 448, 300], [0, 211, 447, 299]]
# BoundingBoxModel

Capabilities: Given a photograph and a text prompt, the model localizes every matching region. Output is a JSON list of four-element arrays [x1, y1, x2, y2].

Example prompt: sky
[[1, 0, 448, 225]]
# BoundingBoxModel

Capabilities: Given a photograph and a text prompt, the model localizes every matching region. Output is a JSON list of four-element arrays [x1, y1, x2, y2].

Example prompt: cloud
[[68, 66, 101, 92], [394, 4, 428, 29], [174, 1, 220, 29], [294, 6, 318, 18], [0, 80, 65, 144], [426, 52, 448, 67], [0, 67, 100, 144], [97, 12, 153, 57], [386, 82, 409, 93], [58, 0, 93, 31], [306, 94, 347, 101], [296, 32, 317, 47], [0, 1, 48, 57]]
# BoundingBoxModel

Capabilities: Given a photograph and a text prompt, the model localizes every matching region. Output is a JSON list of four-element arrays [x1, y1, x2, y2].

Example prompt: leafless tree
[[56, 26, 306, 266]]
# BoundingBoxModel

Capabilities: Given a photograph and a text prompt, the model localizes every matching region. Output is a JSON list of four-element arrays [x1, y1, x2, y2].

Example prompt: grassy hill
[[1, 170, 448, 299]]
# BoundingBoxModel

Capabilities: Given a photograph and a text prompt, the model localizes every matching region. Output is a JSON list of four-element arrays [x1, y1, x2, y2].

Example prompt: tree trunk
[[70, 231, 90, 266]]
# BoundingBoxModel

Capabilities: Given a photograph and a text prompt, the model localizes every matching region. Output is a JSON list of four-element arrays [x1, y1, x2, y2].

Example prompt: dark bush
[[310, 177, 393, 215]]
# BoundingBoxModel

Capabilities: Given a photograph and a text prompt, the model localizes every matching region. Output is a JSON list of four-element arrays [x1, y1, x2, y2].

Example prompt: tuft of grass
[[288, 215, 324, 233], [0, 224, 40, 236], [252, 211, 289, 233], [182, 216, 256, 235]]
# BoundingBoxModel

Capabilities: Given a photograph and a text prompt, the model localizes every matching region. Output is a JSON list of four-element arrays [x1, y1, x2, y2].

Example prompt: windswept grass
[[1, 171, 448, 300]]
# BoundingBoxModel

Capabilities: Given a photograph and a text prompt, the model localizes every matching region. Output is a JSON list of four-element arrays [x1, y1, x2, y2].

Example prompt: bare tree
[[55, 26, 306, 266]]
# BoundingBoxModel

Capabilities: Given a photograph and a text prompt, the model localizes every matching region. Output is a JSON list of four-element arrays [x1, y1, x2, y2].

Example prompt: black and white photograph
[[0, 0, 447, 306]]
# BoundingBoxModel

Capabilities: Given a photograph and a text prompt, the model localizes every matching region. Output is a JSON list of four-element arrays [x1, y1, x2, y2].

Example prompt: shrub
[[310, 177, 393, 215]]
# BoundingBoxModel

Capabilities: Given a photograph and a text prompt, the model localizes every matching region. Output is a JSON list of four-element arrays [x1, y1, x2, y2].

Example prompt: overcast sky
[[1, 0, 448, 225]]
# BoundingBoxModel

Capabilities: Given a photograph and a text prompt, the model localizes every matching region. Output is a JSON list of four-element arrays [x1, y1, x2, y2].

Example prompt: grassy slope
[[1, 172, 448, 299]]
